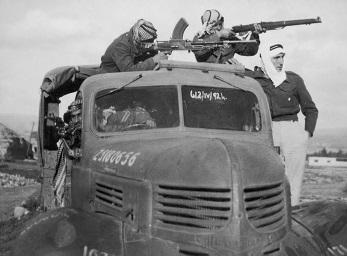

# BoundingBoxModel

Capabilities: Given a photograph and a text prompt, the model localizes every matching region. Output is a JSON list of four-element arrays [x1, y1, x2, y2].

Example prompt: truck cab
[[13, 60, 347, 256]]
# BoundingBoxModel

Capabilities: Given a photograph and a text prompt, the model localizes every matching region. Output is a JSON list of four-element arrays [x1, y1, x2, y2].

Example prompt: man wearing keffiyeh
[[52, 99, 82, 207], [100, 19, 168, 73], [246, 42, 318, 206], [193, 9, 263, 64]]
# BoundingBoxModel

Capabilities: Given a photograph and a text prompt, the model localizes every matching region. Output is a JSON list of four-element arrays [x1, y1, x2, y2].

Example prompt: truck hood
[[88, 136, 285, 187]]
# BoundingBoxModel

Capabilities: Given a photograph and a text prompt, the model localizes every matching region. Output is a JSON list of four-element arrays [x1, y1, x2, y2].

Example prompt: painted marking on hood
[[93, 149, 141, 167], [83, 245, 116, 256]]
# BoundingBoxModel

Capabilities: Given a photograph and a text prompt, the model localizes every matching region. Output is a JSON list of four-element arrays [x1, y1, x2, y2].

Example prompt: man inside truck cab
[[98, 99, 156, 132]]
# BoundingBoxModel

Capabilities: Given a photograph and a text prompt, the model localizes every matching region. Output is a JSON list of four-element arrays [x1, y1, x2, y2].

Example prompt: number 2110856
[[93, 149, 141, 167]]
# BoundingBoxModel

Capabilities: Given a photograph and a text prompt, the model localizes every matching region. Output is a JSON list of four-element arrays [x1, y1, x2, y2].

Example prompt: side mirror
[[46, 103, 59, 126]]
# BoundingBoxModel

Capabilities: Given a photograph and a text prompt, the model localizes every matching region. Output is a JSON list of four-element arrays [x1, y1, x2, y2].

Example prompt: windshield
[[182, 86, 261, 132], [94, 86, 179, 132]]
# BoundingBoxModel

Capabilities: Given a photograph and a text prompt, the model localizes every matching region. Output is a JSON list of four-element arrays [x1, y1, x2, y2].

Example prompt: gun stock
[[232, 17, 322, 33]]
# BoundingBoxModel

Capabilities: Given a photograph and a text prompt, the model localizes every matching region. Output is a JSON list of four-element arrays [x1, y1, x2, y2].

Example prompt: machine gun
[[231, 17, 322, 33], [45, 116, 66, 137], [45, 115, 81, 159], [139, 39, 257, 55], [138, 17, 257, 57]]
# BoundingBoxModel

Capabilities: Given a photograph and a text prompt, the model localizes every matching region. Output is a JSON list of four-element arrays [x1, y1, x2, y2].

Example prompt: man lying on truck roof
[[100, 19, 168, 73]]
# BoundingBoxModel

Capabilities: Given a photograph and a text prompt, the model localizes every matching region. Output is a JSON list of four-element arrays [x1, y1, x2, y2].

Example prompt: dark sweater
[[246, 69, 318, 136], [100, 29, 156, 73], [192, 32, 260, 63]]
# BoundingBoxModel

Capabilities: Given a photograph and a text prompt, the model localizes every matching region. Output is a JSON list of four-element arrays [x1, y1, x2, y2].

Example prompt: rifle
[[232, 17, 322, 33], [138, 18, 256, 56]]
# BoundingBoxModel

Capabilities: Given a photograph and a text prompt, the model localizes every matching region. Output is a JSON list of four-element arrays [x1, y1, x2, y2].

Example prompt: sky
[[0, 0, 346, 130]]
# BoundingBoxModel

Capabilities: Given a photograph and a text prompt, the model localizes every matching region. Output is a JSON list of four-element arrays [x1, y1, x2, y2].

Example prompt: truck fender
[[291, 201, 347, 255]]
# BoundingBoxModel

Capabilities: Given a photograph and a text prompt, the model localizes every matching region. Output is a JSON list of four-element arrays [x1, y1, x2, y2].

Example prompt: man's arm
[[295, 74, 319, 136], [113, 41, 157, 72], [192, 33, 220, 62], [233, 33, 260, 56]]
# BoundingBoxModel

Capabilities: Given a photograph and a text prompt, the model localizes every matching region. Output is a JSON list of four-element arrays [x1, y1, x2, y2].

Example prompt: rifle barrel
[[232, 17, 322, 33]]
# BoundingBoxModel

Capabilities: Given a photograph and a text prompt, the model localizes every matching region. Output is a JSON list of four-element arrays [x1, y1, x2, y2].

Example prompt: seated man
[[102, 100, 156, 132]]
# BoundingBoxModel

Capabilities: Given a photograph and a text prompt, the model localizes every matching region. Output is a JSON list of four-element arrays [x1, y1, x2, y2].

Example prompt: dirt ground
[[301, 165, 347, 203], [0, 162, 42, 222], [0, 162, 347, 256], [0, 162, 42, 256]]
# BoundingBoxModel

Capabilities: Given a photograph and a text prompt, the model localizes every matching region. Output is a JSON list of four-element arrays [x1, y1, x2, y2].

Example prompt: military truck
[[14, 60, 347, 256]]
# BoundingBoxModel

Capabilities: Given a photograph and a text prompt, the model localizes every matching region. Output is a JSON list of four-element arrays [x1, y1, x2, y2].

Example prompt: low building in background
[[308, 156, 347, 167]]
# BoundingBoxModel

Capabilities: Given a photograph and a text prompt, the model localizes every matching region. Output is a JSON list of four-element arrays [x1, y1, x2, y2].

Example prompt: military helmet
[[63, 99, 82, 124]]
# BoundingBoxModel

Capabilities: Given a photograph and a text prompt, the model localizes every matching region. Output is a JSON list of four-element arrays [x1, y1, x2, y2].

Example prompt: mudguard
[[290, 201, 347, 255], [279, 201, 347, 256], [12, 207, 123, 256]]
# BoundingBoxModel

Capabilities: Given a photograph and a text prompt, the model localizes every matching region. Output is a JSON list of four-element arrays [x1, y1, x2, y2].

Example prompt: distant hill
[[0, 114, 38, 140], [308, 127, 347, 153], [0, 122, 34, 161], [0, 113, 346, 153]]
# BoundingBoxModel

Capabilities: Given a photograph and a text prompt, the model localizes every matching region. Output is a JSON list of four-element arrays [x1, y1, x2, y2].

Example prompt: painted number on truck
[[92, 149, 141, 167], [190, 90, 227, 101], [83, 246, 115, 256]]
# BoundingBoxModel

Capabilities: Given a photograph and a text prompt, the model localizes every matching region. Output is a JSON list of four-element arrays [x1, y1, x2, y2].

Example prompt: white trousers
[[272, 121, 309, 206]]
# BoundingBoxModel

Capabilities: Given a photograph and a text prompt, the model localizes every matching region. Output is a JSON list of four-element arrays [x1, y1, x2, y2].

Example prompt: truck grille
[[154, 185, 231, 231], [244, 182, 286, 232], [95, 181, 123, 212]]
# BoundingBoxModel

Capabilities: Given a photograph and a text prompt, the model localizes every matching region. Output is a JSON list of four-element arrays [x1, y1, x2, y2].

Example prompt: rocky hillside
[[0, 123, 33, 161], [0, 114, 37, 140]]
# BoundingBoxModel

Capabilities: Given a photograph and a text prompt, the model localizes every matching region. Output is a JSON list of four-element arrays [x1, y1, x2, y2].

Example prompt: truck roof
[[82, 60, 262, 94], [40, 60, 263, 99]]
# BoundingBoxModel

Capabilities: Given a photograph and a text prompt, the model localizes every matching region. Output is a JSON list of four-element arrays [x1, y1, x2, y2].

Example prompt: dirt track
[[0, 162, 41, 222], [0, 184, 41, 222]]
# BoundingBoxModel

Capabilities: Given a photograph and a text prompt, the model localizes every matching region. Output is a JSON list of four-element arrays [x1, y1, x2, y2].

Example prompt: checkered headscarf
[[197, 9, 224, 38], [132, 19, 157, 43], [201, 9, 223, 25]]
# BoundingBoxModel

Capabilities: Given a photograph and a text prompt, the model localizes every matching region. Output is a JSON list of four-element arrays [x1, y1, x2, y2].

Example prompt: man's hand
[[226, 58, 241, 65], [102, 107, 116, 125], [152, 52, 168, 63], [145, 120, 156, 128], [216, 28, 236, 39], [253, 23, 266, 34]]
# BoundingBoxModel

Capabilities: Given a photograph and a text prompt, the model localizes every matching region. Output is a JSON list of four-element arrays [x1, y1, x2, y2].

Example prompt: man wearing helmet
[[63, 99, 83, 149], [100, 19, 168, 73], [193, 9, 263, 64]]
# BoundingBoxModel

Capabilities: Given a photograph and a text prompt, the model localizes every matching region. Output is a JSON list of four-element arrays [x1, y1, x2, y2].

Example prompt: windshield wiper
[[96, 74, 143, 99], [213, 75, 245, 91]]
